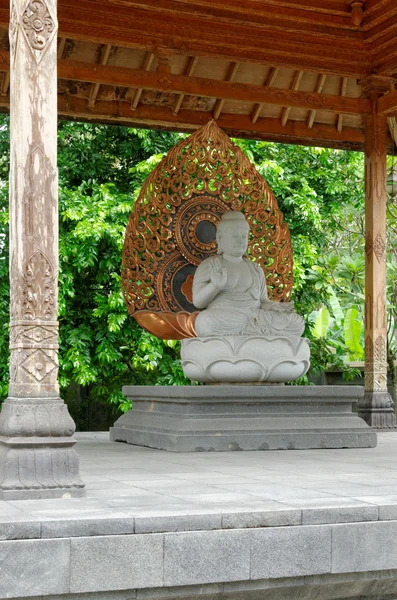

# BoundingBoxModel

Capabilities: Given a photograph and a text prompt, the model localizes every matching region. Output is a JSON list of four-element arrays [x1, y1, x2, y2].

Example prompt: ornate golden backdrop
[[122, 120, 293, 339]]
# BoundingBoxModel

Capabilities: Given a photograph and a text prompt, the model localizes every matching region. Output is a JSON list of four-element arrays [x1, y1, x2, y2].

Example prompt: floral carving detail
[[22, 250, 55, 321], [21, 0, 56, 61], [10, 324, 57, 346], [373, 231, 386, 263], [374, 334, 387, 362], [365, 334, 388, 392], [20, 348, 57, 382]]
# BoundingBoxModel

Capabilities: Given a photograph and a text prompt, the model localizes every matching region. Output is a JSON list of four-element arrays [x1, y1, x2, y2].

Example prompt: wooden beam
[[56, 59, 371, 115], [173, 56, 198, 115], [88, 44, 112, 108], [376, 54, 397, 77], [281, 70, 303, 127], [336, 76, 348, 132], [307, 73, 326, 129], [213, 62, 239, 120], [377, 89, 397, 115], [47, 94, 366, 150], [251, 67, 279, 125], [131, 52, 155, 111]]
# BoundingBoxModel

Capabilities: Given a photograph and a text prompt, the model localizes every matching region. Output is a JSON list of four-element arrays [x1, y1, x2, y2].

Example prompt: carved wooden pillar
[[0, 0, 85, 498], [358, 76, 396, 428]]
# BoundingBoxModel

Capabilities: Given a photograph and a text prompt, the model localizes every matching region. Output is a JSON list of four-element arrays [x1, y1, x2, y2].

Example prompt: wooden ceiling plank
[[376, 54, 397, 76], [88, 44, 112, 108], [307, 73, 326, 129], [365, 14, 397, 47], [57, 58, 371, 115], [213, 61, 239, 120], [92, 0, 358, 36], [251, 67, 280, 124], [53, 94, 366, 151], [362, 0, 397, 31], [131, 51, 155, 111], [0, 3, 367, 79], [56, 5, 365, 61], [281, 70, 303, 127], [336, 76, 348, 132], [172, 56, 198, 115]]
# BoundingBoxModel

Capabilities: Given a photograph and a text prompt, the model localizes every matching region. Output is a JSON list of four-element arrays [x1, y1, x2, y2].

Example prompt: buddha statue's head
[[216, 211, 249, 258]]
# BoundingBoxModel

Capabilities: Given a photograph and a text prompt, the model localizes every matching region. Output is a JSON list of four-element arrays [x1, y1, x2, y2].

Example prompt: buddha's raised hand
[[210, 261, 228, 290]]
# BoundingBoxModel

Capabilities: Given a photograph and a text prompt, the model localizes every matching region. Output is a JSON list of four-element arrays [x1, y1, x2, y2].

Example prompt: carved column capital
[[360, 74, 395, 100]]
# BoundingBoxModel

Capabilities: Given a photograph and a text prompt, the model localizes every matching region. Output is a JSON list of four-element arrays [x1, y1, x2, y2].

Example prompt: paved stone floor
[[5, 432, 397, 600], [2, 431, 397, 530]]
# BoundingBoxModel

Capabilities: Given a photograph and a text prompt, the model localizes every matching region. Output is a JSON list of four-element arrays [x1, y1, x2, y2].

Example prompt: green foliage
[[312, 306, 330, 339], [0, 117, 388, 410]]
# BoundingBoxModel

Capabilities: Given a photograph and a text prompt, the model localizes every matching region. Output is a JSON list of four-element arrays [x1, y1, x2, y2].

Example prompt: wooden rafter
[[307, 73, 326, 129], [57, 37, 67, 60], [0, 70, 8, 97], [173, 57, 198, 115], [213, 62, 239, 120], [131, 52, 155, 111], [88, 44, 112, 108], [53, 59, 371, 115], [281, 70, 303, 127], [336, 77, 348, 132], [252, 67, 279, 125]]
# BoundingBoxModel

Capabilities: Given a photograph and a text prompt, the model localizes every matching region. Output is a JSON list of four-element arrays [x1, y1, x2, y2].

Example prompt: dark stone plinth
[[358, 391, 396, 429], [110, 385, 376, 452]]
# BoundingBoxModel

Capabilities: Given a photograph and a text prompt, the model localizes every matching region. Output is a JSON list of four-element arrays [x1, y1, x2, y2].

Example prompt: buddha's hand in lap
[[261, 299, 295, 313], [210, 261, 227, 290]]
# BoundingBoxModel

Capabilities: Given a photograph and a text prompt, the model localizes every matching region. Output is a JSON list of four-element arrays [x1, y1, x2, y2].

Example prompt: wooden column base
[[358, 391, 396, 429]]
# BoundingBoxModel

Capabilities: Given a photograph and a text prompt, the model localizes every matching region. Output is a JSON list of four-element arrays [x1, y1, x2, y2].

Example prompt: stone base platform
[[2, 431, 397, 600], [110, 385, 376, 452]]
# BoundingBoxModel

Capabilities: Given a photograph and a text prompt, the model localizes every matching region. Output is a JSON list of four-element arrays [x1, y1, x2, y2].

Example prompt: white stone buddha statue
[[193, 211, 305, 339], [181, 210, 310, 384]]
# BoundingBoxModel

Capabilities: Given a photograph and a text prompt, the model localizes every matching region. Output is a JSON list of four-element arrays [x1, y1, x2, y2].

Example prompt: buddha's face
[[217, 223, 249, 258]]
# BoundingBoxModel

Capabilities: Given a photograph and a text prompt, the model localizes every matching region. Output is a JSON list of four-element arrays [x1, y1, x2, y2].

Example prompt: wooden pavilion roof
[[1, 0, 397, 150]]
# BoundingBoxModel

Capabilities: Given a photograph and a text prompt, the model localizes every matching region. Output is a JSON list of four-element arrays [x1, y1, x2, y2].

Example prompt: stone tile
[[137, 584, 223, 599], [332, 521, 397, 573], [250, 525, 332, 579], [41, 516, 135, 538], [70, 534, 163, 592], [0, 520, 41, 540], [0, 538, 70, 597], [301, 504, 378, 525], [379, 504, 397, 520], [135, 513, 221, 534], [222, 508, 301, 529], [164, 529, 250, 586]]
